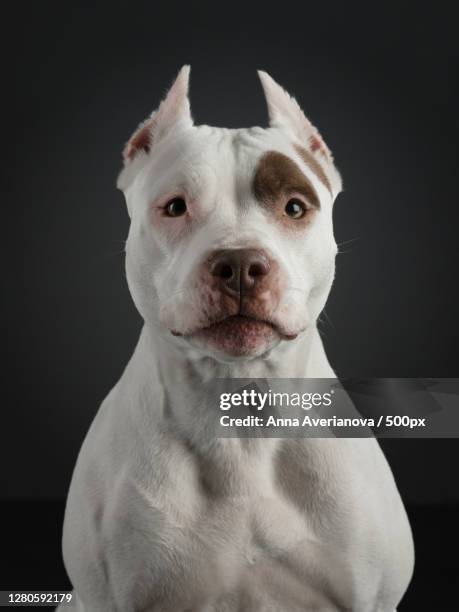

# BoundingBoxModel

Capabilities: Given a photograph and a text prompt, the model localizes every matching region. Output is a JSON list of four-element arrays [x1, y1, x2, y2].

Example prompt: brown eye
[[164, 198, 187, 217], [284, 198, 307, 219]]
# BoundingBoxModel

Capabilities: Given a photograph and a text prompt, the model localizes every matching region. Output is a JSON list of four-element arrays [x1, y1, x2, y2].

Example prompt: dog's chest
[[153, 486, 337, 611], [97, 436, 413, 612], [128, 441, 370, 611]]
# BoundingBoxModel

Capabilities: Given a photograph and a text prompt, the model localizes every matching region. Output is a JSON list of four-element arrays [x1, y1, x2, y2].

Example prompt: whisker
[[317, 315, 329, 338], [321, 308, 335, 329], [337, 237, 359, 248], [337, 237, 359, 255]]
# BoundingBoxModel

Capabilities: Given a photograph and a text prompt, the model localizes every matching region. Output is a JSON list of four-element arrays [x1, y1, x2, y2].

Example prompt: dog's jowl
[[59, 67, 414, 612]]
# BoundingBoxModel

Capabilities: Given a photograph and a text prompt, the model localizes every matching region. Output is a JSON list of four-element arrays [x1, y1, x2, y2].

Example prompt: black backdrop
[[5, 0, 459, 520], [4, 1, 459, 608]]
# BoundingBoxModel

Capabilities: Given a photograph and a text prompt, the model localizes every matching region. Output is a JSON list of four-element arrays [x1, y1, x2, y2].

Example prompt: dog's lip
[[171, 315, 298, 341]]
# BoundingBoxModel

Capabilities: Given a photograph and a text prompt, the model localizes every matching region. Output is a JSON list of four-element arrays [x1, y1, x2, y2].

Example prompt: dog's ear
[[257, 70, 332, 162], [117, 65, 192, 190]]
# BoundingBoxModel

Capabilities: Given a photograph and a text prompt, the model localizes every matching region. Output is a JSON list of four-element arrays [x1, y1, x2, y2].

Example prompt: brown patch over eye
[[252, 151, 320, 228]]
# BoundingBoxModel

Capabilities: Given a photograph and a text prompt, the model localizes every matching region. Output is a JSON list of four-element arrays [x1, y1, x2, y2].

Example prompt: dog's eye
[[164, 198, 187, 217], [284, 199, 307, 219]]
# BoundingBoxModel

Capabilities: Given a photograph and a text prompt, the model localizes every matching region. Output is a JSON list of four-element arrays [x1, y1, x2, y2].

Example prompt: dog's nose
[[210, 249, 270, 293]]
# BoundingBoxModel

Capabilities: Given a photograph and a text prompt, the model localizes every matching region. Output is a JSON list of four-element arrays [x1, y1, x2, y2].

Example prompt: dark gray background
[[5, 1, 458, 505]]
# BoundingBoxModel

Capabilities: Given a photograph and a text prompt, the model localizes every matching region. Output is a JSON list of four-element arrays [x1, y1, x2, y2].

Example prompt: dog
[[59, 66, 414, 611]]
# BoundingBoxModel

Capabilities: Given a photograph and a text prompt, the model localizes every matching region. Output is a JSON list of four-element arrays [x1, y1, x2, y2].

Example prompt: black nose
[[210, 249, 270, 293]]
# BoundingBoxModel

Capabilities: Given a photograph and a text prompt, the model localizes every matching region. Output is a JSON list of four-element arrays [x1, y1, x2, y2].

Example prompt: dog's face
[[118, 67, 342, 362]]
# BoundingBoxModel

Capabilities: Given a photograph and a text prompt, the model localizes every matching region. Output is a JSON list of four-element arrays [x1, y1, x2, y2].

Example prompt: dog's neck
[[118, 324, 334, 482]]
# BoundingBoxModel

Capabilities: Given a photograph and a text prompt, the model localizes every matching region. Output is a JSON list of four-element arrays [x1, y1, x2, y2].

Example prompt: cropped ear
[[257, 70, 332, 162], [117, 65, 192, 190]]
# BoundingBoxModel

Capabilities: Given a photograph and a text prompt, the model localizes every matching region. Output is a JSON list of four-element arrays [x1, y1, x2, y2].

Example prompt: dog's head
[[118, 66, 342, 362]]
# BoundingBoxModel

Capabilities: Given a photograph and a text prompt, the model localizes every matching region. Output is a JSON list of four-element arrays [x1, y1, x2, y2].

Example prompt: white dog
[[60, 66, 414, 611]]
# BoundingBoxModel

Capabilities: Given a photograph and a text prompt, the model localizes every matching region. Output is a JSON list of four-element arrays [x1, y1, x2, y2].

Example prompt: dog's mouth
[[202, 315, 297, 337], [174, 315, 298, 357], [202, 314, 273, 334]]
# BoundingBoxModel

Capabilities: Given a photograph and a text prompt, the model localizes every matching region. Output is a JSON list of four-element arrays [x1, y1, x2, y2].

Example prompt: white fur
[[59, 67, 414, 611]]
